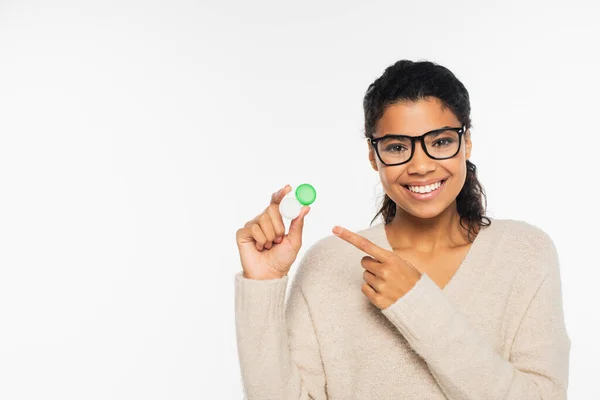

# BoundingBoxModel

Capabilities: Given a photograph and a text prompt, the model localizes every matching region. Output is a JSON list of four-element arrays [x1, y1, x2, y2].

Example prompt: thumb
[[287, 206, 310, 249]]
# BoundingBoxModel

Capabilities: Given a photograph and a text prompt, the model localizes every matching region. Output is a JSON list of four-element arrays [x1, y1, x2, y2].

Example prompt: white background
[[0, 0, 598, 398]]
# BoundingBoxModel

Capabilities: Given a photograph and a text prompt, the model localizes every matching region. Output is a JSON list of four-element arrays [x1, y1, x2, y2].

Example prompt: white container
[[279, 193, 302, 220]]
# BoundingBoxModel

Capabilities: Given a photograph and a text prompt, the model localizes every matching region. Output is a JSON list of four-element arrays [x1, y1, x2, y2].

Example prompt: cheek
[[438, 151, 465, 170], [379, 166, 405, 186], [443, 160, 468, 191]]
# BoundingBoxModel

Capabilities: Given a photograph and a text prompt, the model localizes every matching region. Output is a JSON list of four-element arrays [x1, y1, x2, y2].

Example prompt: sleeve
[[380, 239, 570, 400], [234, 258, 327, 399]]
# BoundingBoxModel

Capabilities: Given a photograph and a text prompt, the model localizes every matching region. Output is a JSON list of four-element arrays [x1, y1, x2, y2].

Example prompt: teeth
[[407, 180, 443, 194]]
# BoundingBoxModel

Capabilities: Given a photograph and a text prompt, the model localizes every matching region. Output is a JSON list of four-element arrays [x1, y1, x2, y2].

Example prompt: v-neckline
[[376, 220, 491, 293]]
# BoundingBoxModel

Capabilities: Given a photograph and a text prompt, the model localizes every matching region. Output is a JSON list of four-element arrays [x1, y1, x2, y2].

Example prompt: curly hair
[[364, 59, 490, 242]]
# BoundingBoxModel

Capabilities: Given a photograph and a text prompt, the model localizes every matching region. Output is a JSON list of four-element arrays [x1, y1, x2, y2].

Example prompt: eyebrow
[[378, 125, 455, 139]]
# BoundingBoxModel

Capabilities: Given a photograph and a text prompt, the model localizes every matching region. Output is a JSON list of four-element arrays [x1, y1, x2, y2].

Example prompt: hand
[[332, 225, 422, 309], [236, 185, 310, 280]]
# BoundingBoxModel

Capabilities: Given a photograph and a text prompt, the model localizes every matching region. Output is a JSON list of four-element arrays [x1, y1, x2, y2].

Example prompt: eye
[[384, 144, 408, 153], [432, 138, 454, 147]]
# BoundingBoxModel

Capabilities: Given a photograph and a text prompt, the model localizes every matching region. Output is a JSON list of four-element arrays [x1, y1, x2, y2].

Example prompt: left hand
[[332, 225, 422, 309]]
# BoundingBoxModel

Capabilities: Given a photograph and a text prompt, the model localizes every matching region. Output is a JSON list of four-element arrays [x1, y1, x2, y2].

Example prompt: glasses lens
[[377, 136, 412, 165], [424, 129, 460, 159]]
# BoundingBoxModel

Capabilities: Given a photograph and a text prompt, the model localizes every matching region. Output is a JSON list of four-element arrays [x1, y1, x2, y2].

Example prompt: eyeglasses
[[368, 125, 466, 166]]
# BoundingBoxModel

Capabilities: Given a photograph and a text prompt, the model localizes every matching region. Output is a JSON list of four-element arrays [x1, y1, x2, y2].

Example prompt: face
[[368, 97, 472, 220]]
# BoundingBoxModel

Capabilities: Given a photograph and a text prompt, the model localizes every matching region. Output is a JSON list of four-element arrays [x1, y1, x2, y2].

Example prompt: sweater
[[234, 218, 571, 399]]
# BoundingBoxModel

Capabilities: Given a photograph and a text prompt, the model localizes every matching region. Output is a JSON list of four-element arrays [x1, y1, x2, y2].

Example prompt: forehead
[[376, 97, 461, 137]]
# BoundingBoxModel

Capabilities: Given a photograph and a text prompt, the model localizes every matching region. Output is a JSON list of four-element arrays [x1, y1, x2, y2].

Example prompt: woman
[[234, 59, 570, 399]]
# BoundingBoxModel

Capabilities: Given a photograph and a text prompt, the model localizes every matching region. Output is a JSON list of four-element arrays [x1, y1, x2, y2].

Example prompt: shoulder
[[487, 218, 559, 276], [491, 218, 557, 251]]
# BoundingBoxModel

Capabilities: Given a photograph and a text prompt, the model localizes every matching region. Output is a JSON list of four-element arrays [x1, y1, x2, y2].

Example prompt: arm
[[234, 259, 327, 399], [381, 240, 570, 399]]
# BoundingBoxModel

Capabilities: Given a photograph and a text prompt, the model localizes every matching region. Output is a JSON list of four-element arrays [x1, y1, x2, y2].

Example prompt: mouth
[[401, 179, 447, 199]]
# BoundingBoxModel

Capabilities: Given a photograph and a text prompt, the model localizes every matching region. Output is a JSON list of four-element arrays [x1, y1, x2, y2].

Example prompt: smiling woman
[[234, 59, 570, 399]]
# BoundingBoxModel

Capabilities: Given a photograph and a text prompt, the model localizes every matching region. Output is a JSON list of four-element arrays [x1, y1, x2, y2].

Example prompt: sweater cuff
[[381, 273, 457, 349], [234, 272, 289, 323]]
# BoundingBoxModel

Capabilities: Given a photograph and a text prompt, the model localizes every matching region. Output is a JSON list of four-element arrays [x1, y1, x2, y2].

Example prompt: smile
[[401, 179, 447, 200]]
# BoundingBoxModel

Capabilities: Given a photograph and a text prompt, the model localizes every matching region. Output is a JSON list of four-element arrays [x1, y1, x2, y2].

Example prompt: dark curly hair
[[364, 59, 491, 242]]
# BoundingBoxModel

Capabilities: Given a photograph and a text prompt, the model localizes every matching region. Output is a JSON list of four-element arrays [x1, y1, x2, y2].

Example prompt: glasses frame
[[368, 125, 466, 166]]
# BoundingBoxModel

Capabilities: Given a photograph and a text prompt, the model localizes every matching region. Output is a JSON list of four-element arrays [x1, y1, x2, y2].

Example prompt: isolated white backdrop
[[0, 0, 598, 399]]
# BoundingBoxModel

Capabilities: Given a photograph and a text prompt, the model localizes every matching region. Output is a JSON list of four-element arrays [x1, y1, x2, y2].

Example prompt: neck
[[386, 202, 470, 253]]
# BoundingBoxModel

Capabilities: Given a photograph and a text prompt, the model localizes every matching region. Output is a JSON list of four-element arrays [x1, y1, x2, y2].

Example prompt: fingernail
[[333, 226, 342, 235]]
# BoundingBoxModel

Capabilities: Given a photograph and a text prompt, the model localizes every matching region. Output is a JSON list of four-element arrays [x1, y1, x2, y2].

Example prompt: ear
[[368, 141, 379, 171], [464, 129, 472, 160]]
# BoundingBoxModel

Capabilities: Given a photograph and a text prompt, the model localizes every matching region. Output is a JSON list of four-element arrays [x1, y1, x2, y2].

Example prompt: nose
[[406, 140, 436, 175]]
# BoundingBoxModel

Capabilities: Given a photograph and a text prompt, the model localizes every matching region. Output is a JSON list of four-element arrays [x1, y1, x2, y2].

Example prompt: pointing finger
[[332, 226, 391, 262], [270, 184, 291, 205]]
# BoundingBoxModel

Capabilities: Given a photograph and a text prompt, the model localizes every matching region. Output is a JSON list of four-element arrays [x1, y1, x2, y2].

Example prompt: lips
[[403, 178, 447, 186], [402, 178, 448, 193], [401, 179, 447, 200]]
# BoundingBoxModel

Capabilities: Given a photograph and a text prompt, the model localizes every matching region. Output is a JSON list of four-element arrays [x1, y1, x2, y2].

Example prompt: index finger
[[270, 184, 291, 205], [332, 226, 391, 262]]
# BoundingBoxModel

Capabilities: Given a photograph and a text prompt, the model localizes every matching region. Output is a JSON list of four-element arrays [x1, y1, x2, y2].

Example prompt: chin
[[395, 195, 457, 220], [403, 206, 446, 220]]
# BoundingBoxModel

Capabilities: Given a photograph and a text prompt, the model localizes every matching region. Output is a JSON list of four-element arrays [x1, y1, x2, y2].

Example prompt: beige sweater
[[234, 218, 570, 399]]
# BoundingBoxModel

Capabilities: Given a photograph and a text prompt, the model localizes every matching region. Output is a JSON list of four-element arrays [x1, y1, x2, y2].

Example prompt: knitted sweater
[[234, 218, 570, 399]]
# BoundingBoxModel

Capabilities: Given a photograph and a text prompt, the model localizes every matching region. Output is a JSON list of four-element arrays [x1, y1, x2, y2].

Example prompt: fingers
[[238, 184, 291, 251], [287, 205, 309, 250], [266, 204, 286, 244], [238, 184, 304, 252], [360, 255, 383, 277], [266, 184, 291, 246], [237, 223, 266, 251], [332, 226, 391, 262], [256, 213, 277, 250], [252, 223, 270, 251], [242, 213, 279, 251], [363, 269, 382, 293], [362, 282, 378, 298], [270, 184, 291, 205]]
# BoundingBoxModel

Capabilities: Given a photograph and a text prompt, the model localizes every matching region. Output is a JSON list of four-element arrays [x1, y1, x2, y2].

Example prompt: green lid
[[295, 183, 317, 206]]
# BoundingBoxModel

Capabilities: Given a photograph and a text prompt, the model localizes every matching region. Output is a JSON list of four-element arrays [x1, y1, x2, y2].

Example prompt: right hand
[[236, 184, 310, 280]]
